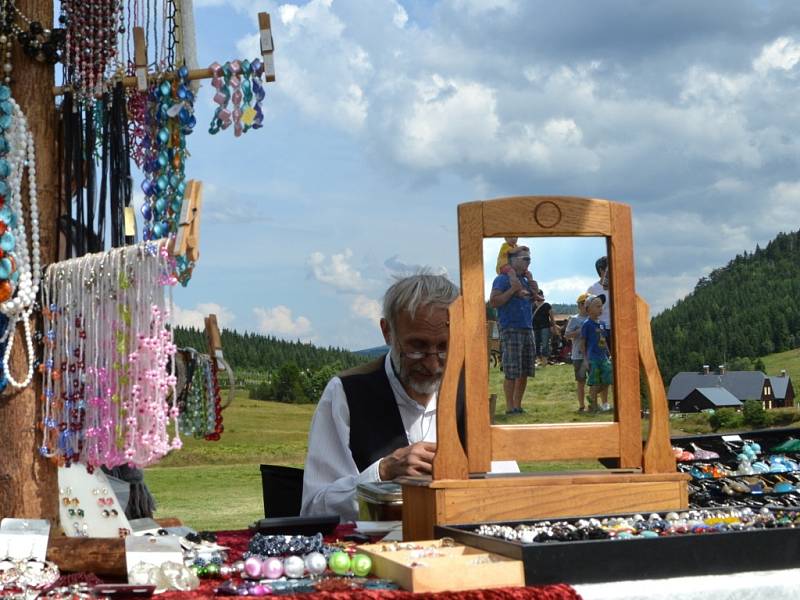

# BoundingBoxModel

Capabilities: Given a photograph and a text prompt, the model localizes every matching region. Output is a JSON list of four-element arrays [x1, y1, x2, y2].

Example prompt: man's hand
[[379, 442, 437, 480]]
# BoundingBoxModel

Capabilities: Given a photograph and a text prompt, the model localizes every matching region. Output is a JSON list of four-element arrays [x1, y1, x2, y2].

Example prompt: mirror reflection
[[483, 237, 615, 425]]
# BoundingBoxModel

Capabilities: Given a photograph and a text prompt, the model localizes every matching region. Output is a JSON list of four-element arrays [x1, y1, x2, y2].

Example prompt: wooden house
[[667, 366, 794, 412]]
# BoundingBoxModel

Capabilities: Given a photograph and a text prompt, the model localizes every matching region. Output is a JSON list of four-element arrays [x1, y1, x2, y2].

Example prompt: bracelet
[[246, 532, 325, 557]]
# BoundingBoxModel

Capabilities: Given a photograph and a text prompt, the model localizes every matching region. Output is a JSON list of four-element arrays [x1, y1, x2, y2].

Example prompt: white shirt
[[300, 354, 437, 522], [587, 280, 612, 329]]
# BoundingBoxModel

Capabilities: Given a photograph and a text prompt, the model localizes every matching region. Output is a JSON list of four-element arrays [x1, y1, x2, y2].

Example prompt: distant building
[[770, 370, 796, 407], [675, 387, 742, 412], [667, 366, 795, 412]]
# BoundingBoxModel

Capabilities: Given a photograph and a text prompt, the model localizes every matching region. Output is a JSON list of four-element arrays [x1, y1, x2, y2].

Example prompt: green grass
[[147, 350, 799, 529], [762, 348, 800, 382], [489, 362, 614, 425], [156, 397, 313, 468], [146, 393, 314, 529], [146, 464, 265, 530]]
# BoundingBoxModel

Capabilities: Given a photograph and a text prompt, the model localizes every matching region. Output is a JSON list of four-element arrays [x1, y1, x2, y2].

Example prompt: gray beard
[[390, 345, 443, 396]]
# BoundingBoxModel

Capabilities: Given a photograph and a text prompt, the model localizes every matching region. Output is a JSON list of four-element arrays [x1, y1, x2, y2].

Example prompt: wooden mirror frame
[[400, 196, 685, 540], [432, 196, 675, 479]]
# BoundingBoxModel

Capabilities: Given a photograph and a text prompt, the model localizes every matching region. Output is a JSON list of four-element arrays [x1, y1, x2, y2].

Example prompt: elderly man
[[301, 272, 459, 521], [490, 246, 536, 414]]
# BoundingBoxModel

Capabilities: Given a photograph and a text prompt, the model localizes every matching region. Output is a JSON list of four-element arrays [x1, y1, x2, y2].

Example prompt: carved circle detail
[[533, 201, 562, 228]]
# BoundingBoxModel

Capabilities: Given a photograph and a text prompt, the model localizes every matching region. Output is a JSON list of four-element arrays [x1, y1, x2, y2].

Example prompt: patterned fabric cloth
[[500, 328, 536, 380]]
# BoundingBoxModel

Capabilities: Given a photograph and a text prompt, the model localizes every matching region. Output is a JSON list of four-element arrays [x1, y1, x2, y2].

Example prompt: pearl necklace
[[0, 96, 40, 389]]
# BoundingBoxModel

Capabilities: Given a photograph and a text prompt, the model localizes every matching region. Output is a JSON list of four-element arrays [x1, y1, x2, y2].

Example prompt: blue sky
[[167, 0, 800, 350]]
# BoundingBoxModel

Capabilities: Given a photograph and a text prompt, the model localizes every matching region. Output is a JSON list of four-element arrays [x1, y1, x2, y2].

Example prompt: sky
[[165, 0, 800, 351]]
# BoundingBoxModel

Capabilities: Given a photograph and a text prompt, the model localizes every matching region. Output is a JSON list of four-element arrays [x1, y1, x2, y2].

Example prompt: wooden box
[[358, 539, 524, 592]]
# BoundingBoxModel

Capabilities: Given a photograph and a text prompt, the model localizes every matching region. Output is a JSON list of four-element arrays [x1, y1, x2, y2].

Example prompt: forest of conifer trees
[[651, 230, 800, 381]]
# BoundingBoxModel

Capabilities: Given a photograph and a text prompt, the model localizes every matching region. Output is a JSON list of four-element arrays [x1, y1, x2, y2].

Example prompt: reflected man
[[490, 246, 536, 415]]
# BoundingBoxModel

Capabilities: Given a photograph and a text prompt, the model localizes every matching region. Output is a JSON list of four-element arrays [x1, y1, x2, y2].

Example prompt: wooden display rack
[[400, 196, 689, 540]]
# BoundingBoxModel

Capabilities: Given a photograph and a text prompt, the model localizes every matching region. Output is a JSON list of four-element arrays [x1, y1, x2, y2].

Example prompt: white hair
[[382, 270, 459, 332]]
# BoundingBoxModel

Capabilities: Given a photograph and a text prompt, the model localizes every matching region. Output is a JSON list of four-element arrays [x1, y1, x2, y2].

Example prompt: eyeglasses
[[398, 342, 447, 361]]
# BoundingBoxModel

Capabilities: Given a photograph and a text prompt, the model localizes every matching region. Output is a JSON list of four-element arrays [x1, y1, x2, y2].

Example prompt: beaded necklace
[[140, 67, 195, 242], [40, 241, 181, 469], [0, 93, 41, 389]]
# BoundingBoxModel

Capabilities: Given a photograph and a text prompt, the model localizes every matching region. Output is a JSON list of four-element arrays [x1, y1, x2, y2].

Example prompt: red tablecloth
[[156, 529, 581, 600]]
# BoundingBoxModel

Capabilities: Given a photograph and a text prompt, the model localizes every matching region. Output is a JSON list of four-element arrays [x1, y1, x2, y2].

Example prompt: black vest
[[340, 355, 465, 472]]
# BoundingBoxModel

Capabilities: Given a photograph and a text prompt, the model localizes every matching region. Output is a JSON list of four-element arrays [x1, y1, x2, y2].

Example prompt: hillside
[[651, 230, 800, 381], [172, 326, 368, 373]]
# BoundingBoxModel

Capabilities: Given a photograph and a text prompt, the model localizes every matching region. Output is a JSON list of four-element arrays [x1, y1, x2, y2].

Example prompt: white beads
[[0, 97, 41, 389]]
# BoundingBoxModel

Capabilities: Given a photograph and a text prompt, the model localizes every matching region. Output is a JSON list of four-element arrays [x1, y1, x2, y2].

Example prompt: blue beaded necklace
[[140, 65, 196, 242]]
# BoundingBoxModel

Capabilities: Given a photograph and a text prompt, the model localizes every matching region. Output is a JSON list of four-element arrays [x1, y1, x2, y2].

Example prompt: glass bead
[[0, 85, 9, 100]]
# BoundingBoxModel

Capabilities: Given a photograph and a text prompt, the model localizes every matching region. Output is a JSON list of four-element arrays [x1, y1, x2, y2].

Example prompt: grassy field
[[147, 350, 800, 530]]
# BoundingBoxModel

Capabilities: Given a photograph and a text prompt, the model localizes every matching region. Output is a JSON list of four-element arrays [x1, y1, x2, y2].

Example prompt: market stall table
[[154, 529, 581, 600]]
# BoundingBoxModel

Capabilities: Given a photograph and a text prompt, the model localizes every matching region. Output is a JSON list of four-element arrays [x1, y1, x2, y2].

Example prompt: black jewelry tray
[[435, 512, 800, 585], [249, 514, 339, 536]]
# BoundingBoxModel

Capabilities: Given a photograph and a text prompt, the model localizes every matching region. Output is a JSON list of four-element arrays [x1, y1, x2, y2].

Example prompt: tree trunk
[[0, 0, 58, 521]]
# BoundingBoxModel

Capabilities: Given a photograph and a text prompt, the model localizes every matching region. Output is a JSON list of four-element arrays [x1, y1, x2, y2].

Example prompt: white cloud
[[173, 303, 236, 329], [639, 273, 700, 315], [384, 255, 448, 277], [765, 181, 800, 226], [248, 0, 371, 130], [396, 75, 500, 168], [308, 248, 366, 291], [754, 36, 800, 74], [351, 295, 382, 323], [446, 0, 519, 15], [392, 2, 408, 28], [538, 276, 597, 301], [253, 305, 313, 339]]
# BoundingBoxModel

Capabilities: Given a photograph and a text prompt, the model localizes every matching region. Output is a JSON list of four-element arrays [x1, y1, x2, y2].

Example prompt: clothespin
[[205, 313, 235, 409], [204, 314, 225, 368], [133, 27, 148, 91], [258, 12, 276, 82], [173, 180, 202, 261]]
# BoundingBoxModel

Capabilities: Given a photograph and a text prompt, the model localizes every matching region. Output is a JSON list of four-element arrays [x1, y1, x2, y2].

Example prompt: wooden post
[[0, 0, 59, 520]]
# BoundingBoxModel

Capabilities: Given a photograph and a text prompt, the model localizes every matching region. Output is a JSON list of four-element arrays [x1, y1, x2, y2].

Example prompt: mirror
[[483, 236, 615, 426]]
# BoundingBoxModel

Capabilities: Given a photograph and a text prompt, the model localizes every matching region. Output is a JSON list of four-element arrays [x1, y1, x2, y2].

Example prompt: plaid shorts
[[500, 328, 535, 380], [587, 357, 613, 386]]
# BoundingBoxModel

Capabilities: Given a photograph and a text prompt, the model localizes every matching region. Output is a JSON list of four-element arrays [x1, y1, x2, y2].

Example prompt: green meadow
[[147, 351, 799, 530]]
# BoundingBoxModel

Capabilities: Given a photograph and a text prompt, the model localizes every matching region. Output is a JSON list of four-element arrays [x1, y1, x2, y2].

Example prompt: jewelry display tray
[[358, 539, 524, 592], [435, 512, 800, 585]]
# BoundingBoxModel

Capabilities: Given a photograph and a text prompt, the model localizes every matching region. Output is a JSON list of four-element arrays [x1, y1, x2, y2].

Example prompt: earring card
[[58, 464, 132, 538]]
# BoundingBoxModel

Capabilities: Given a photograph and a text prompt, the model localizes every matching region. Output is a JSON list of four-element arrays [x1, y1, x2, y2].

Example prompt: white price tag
[[0, 518, 50, 560], [126, 535, 183, 570]]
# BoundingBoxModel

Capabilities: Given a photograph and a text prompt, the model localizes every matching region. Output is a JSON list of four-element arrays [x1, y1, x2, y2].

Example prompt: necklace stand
[[400, 196, 689, 540]]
